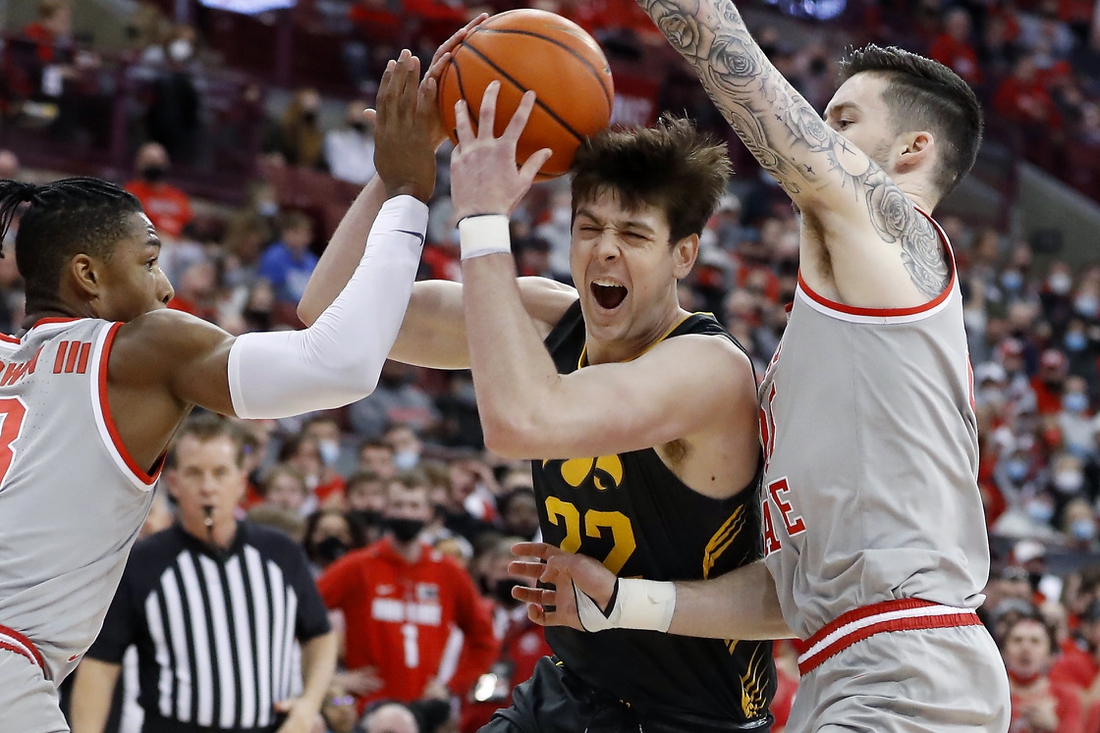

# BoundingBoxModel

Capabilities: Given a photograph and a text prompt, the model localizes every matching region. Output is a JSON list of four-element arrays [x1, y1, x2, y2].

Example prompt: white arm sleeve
[[227, 195, 426, 419]]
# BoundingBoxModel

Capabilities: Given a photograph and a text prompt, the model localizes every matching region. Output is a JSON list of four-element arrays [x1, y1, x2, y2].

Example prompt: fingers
[[478, 80, 501, 137], [508, 559, 546, 579], [503, 90, 537, 142], [512, 541, 565, 560], [518, 148, 553, 186], [429, 13, 487, 71], [454, 99, 476, 146], [363, 109, 376, 125], [376, 59, 397, 126]]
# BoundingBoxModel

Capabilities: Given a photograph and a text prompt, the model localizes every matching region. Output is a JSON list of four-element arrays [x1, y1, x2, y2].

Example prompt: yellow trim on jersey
[[703, 505, 747, 579], [577, 311, 698, 369], [739, 644, 770, 718]]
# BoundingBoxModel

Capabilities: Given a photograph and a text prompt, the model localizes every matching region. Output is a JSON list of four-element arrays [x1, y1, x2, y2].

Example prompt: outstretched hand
[[509, 542, 617, 631], [373, 50, 437, 202], [450, 82, 553, 220]]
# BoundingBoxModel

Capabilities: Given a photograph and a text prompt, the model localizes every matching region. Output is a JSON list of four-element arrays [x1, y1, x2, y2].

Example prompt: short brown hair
[[839, 44, 983, 198], [570, 117, 731, 244], [169, 413, 246, 468]]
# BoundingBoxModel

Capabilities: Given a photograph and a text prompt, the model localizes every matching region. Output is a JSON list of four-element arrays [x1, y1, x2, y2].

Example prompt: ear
[[164, 469, 180, 501], [68, 253, 101, 301], [895, 131, 935, 175], [672, 233, 699, 280]]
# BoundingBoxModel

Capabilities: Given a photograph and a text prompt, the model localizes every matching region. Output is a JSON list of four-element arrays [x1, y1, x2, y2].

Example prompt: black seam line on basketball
[[461, 41, 585, 144], [474, 27, 613, 111]]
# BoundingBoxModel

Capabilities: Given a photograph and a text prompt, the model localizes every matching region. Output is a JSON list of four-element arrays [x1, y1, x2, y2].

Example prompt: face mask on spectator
[[1054, 470, 1084, 492], [350, 120, 367, 133], [1047, 270, 1073, 294], [316, 535, 348, 563], [318, 439, 340, 467], [393, 450, 419, 471], [141, 166, 165, 183], [1026, 499, 1054, 523], [388, 517, 425, 543], [1001, 270, 1024, 291], [1064, 393, 1089, 414], [1049, 273, 1072, 295], [1006, 459, 1029, 482], [168, 39, 193, 63], [1072, 518, 1096, 541], [1066, 332, 1088, 352], [301, 110, 318, 125], [258, 201, 279, 217], [1077, 296, 1100, 317], [349, 509, 383, 529]]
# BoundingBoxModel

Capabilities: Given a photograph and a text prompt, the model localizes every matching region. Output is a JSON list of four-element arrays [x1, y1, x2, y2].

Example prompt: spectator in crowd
[[358, 439, 396, 479], [69, 415, 337, 733], [259, 210, 318, 311], [364, 703, 419, 733], [246, 503, 308, 543], [0, 150, 21, 181], [325, 100, 377, 185], [495, 487, 540, 542], [930, 7, 985, 86], [1003, 611, 1085, 733], [316, 471, 498, 714], [303, 415, 349, 503], [345, 469, 388, 543], [320, 683, 361, 733], [270, 87, 326, 169], [349, 362, 440, 439], [124, 142, 193, 239], [262, 462, 312, 516], [303, 508, 365, 576], [461, 536, 550, 733]]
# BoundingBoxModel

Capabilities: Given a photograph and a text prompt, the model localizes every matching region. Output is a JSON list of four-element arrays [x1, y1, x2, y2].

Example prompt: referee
[[69, 416, 337, 733]]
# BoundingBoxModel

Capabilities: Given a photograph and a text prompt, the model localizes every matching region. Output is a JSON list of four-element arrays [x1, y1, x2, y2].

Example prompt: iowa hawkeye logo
[[543, 455, 623, 490]]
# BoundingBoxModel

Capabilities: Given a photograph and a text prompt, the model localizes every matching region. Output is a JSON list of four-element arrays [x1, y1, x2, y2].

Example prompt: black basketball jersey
[[532, 300, 775, 725]]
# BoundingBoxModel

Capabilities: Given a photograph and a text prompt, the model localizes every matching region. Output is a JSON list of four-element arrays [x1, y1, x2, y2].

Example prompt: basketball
[[438, 9, 615, 180]]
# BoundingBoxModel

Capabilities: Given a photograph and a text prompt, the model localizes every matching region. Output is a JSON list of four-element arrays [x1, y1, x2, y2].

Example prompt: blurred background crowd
[[10, 0, 1100, 730]]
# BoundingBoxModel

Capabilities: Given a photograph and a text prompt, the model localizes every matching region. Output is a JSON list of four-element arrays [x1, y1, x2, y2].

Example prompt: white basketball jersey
[[0, 318, 157, 683], [759, 215, 989, 639]]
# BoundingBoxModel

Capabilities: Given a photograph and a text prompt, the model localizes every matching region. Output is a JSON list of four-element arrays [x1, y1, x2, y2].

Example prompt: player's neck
[[584, 302, 687, 366], [21, 302, 92, 332], [892, 174, 937, 214]]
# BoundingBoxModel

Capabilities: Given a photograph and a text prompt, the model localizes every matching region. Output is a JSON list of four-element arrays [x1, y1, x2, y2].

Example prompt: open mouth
[[590, 280, 628, 310]]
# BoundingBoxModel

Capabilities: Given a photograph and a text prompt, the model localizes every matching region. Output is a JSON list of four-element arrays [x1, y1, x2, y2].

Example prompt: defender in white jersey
[[507, 14, 1010, 733], [0, 49, 454, 733]]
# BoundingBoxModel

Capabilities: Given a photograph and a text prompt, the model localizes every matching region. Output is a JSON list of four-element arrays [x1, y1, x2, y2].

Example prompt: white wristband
[[458, 214, 512, 260], [574, 578, 676, 633]]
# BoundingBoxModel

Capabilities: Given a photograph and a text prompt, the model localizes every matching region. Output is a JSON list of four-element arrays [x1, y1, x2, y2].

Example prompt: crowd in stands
[[10, 0, 1100, 731]]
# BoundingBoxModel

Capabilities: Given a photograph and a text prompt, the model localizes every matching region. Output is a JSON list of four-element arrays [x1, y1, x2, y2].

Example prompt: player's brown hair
[[170, 413, 248, 468], [839, 44, 983, 198], [570, 117, 731, 245]]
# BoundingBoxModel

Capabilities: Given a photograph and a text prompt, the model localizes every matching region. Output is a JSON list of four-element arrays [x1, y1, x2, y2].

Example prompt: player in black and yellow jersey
[[297, 43, 775, 733]]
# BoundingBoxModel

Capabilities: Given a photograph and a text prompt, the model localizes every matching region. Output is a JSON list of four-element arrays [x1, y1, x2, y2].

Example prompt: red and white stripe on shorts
[[796, 598, 983, 676], [0, 624, 46, 674]]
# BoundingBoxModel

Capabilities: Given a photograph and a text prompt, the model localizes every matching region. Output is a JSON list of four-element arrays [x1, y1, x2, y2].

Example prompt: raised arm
[[451, 87, 758, 483], [297, 17, 484, 326], [638, 0, 951, 307]]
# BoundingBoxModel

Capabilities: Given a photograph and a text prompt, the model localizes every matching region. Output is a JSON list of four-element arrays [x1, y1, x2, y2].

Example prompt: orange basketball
[[438, 9, 615, 181]]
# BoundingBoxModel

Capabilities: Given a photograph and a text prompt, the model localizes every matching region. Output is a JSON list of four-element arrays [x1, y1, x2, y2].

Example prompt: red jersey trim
[[796, 598, 982, 675], [796, 208, 956, 320], [0, 624, 46, 674], [97, 323, 162, 487]]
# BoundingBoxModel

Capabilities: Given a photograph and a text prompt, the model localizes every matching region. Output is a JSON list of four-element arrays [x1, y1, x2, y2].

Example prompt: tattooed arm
[[640, 0, 949, 306]]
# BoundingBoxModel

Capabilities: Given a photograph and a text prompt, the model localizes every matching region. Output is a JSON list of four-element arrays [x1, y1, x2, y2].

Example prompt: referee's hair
[[0, 178, 143, 309], [168, 413, 248, 468]]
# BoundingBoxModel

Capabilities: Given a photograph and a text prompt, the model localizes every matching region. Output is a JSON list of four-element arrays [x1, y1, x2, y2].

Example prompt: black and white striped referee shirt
[[87, 522, 330, 731]]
